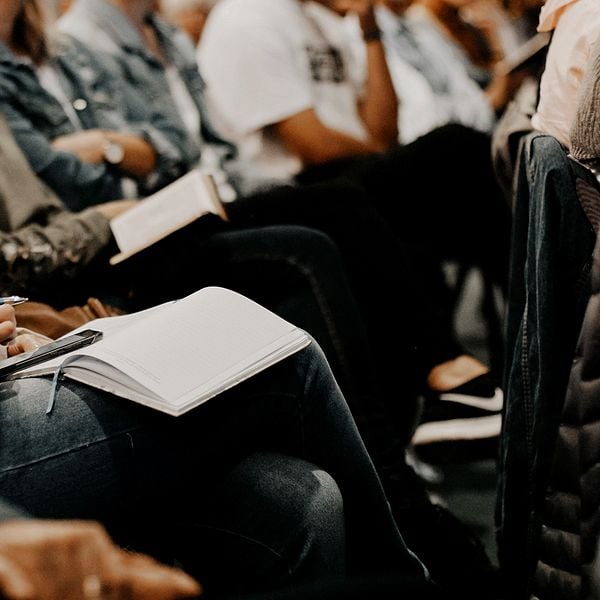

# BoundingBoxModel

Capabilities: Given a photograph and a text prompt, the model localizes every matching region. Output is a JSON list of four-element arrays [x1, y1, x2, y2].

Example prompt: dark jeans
[[0, 343, 427, 596], [225, 125, 511, 412], [46, 217, 418, 460], [297, 124, 512, 293], [228, 181, 462, 398]]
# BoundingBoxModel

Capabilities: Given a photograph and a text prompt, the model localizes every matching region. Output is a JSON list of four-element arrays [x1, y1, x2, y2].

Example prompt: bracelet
[[362, 27, 382, 42]]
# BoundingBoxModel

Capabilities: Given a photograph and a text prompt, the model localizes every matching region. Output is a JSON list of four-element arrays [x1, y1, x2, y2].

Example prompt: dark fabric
[[0, 344, 427, 594], [228, 180, 461, 421], [296, 124, 512, 294], [530, 164, 600, 600], [496, 133, 597, 598]]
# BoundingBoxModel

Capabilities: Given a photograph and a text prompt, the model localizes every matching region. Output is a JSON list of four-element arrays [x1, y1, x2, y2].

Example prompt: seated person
[[0, 302, 429, 598], [0, 108, 484, 593], [570, 32, 600, 165], [3, 0, 503, 452], [367, 0, 495, 142], [0, 0, 194, 210], [531, 0, 600, 148], [409, 0, 513, 85], [196, 0, 507, 388]]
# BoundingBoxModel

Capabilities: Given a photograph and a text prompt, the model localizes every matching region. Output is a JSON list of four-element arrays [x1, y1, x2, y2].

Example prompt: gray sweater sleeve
[[0, 207, 112, 295], [570, 34, 600, 161]]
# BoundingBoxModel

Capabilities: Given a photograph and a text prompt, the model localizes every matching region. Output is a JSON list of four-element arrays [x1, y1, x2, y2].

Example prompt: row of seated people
[[2, 0, 513, 447], [0, 0, 594, 597]]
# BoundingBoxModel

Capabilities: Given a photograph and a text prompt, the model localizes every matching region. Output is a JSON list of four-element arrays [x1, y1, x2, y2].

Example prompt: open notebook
[[15, 288, 310, 416]]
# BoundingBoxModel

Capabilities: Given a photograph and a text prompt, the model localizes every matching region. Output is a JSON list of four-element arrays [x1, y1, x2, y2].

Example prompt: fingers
[[0, 305, 17, 343], [0, 555, 35, 600], [6, 330, 52, 357], [109, 552, 202, 600]]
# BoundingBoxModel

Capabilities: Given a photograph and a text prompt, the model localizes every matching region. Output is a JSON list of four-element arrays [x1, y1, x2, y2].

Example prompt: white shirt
[[343, 10, 443, 144], [375, 6, 494, 140], [199, 0, 369, 193]]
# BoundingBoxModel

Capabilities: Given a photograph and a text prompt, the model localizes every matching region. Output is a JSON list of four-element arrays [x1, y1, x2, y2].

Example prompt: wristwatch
[[102, 138, 125, 165]]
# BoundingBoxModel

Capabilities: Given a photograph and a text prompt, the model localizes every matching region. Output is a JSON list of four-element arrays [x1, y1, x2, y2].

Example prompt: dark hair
[[12, 0, 48, 64]]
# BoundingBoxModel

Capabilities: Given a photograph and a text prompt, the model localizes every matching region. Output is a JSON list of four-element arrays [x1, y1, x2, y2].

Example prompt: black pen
[[0, 296, 29, 306]]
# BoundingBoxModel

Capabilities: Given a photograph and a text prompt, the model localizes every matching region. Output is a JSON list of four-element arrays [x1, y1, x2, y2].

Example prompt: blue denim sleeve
[[0, 102, 124, 211], [75, 44, 192, 192]]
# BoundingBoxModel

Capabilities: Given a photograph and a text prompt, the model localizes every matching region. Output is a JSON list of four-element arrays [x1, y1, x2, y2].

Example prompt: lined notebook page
[[77, 287, 307, 406]]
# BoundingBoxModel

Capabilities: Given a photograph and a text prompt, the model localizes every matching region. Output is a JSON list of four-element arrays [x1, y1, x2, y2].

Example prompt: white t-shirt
[[199, 0, 369, 193]]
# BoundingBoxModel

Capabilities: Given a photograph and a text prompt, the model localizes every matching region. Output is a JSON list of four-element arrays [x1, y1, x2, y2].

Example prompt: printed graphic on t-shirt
[[305, 45, 346, 83]]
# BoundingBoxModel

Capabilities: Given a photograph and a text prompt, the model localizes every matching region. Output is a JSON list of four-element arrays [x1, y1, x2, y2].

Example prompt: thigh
[[0, 346, 325, 527]]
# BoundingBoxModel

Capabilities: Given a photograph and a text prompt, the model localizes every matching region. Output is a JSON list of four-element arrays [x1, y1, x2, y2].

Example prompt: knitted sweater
[[570, 33, 600, 161]]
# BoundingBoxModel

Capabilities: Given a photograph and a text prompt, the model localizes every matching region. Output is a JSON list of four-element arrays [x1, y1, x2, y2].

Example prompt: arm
[[339, 0, 398, 145], [275, 109, 383, 165], [51, 130, 157, 178], [0, 102, 126, 211], [276, 2, 398, 165], [0, 205, 114, 294], [60, 38, 194, 189]]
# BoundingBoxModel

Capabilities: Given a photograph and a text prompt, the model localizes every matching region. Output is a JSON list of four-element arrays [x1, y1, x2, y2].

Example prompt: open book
[[16, 288, 310, 416], [110, 169, 227, 265]]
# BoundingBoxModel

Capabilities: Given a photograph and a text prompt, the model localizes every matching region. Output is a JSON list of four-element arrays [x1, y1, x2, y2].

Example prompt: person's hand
[[0, 520, 202, 600], [0, 305, 17, 344], [0, 306, 52, 358], [51, 130, 108, 164], [94, 199, 138, 220], [331, 0, 377, 29], [5, 330, 53, 358]]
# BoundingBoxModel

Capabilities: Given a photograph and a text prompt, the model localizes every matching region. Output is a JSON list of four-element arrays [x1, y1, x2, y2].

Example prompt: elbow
[[372, 123, 399, 150]]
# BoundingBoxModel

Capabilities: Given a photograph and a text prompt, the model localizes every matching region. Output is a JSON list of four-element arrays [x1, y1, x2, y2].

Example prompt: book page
[[110, 169, 226, 264], [59, 288, 309, 411], [14, 302, 175, 377]]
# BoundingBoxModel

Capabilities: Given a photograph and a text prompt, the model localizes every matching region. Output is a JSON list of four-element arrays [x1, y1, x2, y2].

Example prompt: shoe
[[413, 374, 503, 446]]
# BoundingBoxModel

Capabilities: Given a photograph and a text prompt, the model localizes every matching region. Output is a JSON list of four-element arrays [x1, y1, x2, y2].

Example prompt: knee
[[278, 226, 342, 269], [252, 452, 345, 580], [204, 451, 346, 587]]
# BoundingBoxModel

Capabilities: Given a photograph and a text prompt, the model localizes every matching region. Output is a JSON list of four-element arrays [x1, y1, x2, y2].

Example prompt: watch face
[[104, 141, 125, 165]]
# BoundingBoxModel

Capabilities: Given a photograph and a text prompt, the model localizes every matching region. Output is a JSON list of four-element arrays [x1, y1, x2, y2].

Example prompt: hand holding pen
[[0, 296, 28, 306]]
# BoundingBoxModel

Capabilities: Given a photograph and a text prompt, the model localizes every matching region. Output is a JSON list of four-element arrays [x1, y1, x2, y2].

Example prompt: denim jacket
[[0, 35, 190, 211], [496, 133, 597, 597], [59, 0, 235, 172]]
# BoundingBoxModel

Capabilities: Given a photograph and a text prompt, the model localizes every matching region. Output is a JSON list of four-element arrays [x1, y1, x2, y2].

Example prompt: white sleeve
[[199, 18, 313, 137]]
